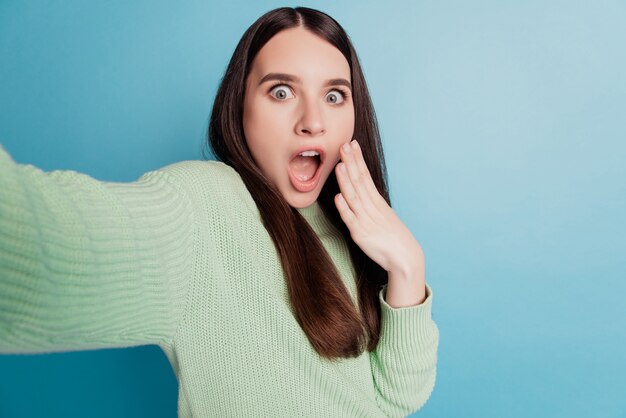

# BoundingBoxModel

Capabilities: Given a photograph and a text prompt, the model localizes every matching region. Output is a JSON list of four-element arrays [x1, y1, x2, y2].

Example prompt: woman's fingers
[[348, 140, 387, 209], [335, 140, 380, 221]]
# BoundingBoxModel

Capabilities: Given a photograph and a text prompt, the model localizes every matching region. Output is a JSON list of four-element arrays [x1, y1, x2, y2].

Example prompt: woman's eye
[[270, 85, 294, 100], [325, 90, 345, 104]]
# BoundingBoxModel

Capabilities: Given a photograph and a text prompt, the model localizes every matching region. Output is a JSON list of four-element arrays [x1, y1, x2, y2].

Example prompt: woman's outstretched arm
[[0, 145, 197, 354]]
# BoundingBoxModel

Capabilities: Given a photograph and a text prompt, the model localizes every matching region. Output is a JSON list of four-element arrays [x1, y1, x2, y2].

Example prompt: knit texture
[[0, 146, 439, 418]]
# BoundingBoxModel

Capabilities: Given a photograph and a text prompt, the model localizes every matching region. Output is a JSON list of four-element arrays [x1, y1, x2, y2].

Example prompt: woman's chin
[[286, 193, 320, 209], [281, 183, 322, 209]]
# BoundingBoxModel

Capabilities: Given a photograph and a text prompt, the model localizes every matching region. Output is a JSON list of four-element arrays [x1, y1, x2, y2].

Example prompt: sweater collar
[[295, 200, 336, 236], [296, 200, 323, 219]]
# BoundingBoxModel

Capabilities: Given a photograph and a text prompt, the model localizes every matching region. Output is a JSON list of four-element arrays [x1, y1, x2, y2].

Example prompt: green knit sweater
[[0, 146, 439, 418]]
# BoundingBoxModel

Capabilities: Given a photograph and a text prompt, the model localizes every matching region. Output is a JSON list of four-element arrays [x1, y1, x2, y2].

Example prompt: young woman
[[0, 6, 439, 417]]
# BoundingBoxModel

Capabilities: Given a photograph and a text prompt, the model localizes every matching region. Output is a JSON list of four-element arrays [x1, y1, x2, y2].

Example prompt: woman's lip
[[287, 156, 324, 193], [290, 146, 326, 164]]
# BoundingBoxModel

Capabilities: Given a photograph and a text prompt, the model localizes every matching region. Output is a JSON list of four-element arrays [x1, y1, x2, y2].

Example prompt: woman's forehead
[[249, 27, 351, 83]]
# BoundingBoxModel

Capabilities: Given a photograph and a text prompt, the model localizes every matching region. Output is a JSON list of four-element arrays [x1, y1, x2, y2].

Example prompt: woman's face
[[243, 26, 355, 209]]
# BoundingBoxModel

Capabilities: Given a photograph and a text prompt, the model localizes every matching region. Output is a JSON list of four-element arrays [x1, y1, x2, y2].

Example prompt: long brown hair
[[206, 6, 391, 360]]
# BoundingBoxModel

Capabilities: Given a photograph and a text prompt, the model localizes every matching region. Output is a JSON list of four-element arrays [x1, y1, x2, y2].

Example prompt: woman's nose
[[296, 99, 325, 136]]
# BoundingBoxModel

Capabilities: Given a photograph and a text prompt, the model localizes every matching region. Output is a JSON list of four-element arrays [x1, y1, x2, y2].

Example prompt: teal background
[[1, 1, 625, 417]]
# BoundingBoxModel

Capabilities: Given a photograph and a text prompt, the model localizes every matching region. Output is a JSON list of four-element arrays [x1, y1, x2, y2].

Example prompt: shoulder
[[144, 159, 257, 215], [157, 159, 239, 180], [141, 159, 243, 191]]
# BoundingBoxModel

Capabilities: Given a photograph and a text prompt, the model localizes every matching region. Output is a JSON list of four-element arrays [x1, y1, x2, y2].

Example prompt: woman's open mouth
[[288, 151, 323, 193]]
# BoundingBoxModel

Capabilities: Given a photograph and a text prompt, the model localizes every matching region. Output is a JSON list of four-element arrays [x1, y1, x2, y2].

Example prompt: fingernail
[[351, 140, 358, 149], [343, 143, 351, 153]]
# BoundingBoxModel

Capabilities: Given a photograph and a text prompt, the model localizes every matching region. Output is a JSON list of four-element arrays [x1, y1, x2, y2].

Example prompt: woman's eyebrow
[[258, 72, 352, 91]]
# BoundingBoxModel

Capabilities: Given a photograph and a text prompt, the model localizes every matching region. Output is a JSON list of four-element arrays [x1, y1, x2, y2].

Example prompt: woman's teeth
[[299, 150, 320, 157]]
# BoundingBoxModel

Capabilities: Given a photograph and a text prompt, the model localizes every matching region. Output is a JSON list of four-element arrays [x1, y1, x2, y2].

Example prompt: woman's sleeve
[[369, 283, 439, 418], [0, 146, 196, 354]]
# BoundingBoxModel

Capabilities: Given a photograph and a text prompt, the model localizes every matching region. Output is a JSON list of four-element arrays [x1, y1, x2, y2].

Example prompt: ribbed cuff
[[378, 283, 437, 349]]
